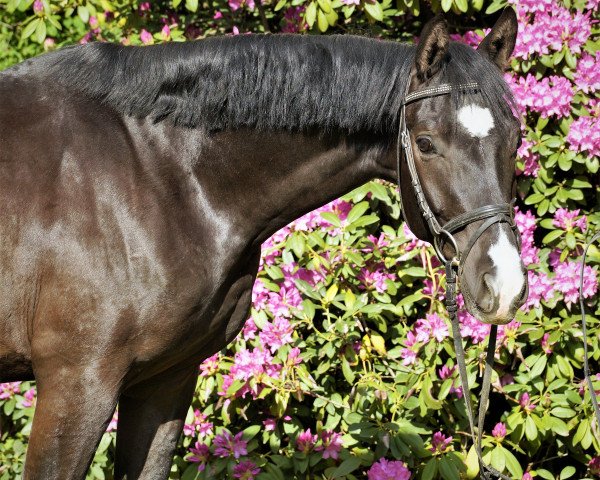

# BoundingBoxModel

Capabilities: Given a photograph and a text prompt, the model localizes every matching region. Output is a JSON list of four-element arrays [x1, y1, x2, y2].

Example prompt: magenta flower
[[541, 333, 553, 355], [262, 418, 276, 431], [33, 0, 43, 14], [213, 431, 248, 459], [519, 392, 537, 412], [259, 316, 294, 353], [430, 431, 453, 454], [367, 458, 411, 480], [522, 473, 533, 480], [492, 422, 507, 440], [552, 208, 587, 232], [106, 410, 118, 432], [183, 409, 213, 439], [554, 260, 598, 307], [590, 456, 600, 476], [0, 382, 21, 400], [199, 353, 220, 377], [140, 29, 152, 45], [161, 24, 171, 40], [296, 428, 317, 454], [19, 387, 36, 408], [315, 430, 343, 460], [233, 460, 261, 479], [567, 115, 600, 157], [187, 442, 210, 471]]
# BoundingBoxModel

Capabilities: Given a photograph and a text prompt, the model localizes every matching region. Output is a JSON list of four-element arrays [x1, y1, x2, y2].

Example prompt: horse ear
[[477, 7, 518, 70], [414, 15, 449, 81]]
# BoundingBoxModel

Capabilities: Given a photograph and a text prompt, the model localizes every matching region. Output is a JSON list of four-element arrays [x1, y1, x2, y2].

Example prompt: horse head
[[399, 9, 527, 325]]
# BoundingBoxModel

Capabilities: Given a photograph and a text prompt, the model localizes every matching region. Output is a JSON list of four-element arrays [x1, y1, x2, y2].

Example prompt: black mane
[[44, 34, 515, 134]]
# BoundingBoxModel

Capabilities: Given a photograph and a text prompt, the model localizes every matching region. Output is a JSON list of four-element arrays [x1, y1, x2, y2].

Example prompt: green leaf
[[185, 0, 198, 11], [490, 446, 506, 473], [305, 2, 317, 26], [77, 5, 89, 22], [317, 0, 331, 13], [439, 456, 460, 480], [320, 212, 341, 227], [502, 448, 523, 478], [560, 466, 576, 479], [274, 0, 287, 10], [542, 229, 563, 244], [454, 0, 468, 12], [422, 458, 438, 480], [243, 424, 261, 441], [21, 18, 40, 39], [346, 201, 369, 224], [331, 457, 362, 478], [34, 19, 46, 43], [441, 0, 452, 11], [317, 9, 328, 31], [525, 415, 537, 441], [363, 1, 383, 21]]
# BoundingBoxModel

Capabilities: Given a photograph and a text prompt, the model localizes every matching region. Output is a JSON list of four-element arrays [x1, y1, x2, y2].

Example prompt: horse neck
[[192, 129, 393, 249]]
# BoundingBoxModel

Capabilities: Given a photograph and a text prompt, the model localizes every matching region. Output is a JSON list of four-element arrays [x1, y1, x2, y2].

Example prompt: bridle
[[397, 81, 519, 480]]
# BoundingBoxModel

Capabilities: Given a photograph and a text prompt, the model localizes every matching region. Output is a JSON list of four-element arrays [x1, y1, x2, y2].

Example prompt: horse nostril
[[479, 273, 497, 314]]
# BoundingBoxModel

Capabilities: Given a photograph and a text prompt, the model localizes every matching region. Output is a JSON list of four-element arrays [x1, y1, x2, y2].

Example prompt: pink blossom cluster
[[516, 138, 540, 177], [187, 431, 259, 476], [0, 381, 20, 400], [183, 409, 214, 438], [567, 114, 600, 158], [492, 422, 507, 440], [553, 260, 598, 307], [511, 3, 591, 58], [367, 458, 411, 480], [430, 431, 453, 453], [507, 74, 573, 118], [552, 208, 587, 232], [515, 208, 539, 266], [220, 347, 281, 399], [449, 29, 488, 48], [295, 428, 342, 459], [575, 52, 600, 94], [357, 263, 396, 293], [282, 6, 306, 33]]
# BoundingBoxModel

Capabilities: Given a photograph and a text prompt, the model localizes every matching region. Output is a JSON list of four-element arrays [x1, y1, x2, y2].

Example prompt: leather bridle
[[397, 82, 520, 480]]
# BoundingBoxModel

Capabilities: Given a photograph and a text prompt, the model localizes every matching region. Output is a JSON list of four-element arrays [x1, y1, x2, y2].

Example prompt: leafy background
[[0, 0, 599, 478]]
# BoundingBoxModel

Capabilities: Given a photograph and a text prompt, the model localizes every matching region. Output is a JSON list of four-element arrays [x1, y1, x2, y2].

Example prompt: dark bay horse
[[0, 9, 525, 479]]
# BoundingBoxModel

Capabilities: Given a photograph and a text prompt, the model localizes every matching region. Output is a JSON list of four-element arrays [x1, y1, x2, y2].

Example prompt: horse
[[0, 8, 526, 479]]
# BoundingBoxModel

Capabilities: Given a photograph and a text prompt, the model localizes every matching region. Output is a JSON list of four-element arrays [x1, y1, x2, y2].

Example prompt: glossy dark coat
[[0, 10, 523, 479]]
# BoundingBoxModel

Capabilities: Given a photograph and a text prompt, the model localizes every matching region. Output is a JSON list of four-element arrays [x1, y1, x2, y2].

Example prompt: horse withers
[[0, 9, 525, 479]]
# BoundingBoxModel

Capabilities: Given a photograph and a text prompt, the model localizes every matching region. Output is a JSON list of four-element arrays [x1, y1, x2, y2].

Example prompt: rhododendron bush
[[1, 0, 599, 479]]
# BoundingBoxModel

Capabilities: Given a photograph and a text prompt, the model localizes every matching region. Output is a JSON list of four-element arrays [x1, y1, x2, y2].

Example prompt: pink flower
[[575, 52, 600, 94], [357, 264, 395, 293], [187, 442, 210, 471], [259, 316, 294, 353], [282, 6, 306, 33], [567, 115, 600, 158], [106, 410, 118, 432], [263, 418, 276, 431], [523, 270, 554, 310], [590, 456, 600, 476], [199, 353, 220, 376], [296, 429, 318, 454], [367, 458, 411, 480], [554, 260, 598, 307], [492, 422, 507, 440], [438, 364, 455, 380], [19, 387, 36, 408], [522, 473, 533, 480], [161, 24, 171, 40], [400, 347, 417, 366], [213, 431, 248, 459], [414, 312, 449, 343], [430, 431, 453, 454], [516, 138, 539, 177], [519, 392, 537, 412], [33, 0, 43, 14], [89, 16, 98, 28], [553, 208, 587, 232], [507, 74, 573, 118], [0, 382, 21, 400], [541, 333, 553, 355], [315, 430, 343, 460], [140, 29, 153, 45], [183, 409, 213, 438], [233, 460, 261, 479], [138, 1, 151, 12]]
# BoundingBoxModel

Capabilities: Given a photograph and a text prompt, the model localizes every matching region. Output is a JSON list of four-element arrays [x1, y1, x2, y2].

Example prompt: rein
[[397, 82, 517, 480]]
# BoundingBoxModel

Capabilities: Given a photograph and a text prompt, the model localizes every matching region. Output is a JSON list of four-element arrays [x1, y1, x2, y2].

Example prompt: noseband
[[397, 82, 519, 480]]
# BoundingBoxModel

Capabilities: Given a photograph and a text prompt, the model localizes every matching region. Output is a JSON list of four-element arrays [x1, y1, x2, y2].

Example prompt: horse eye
[[416, 136, 434, 153]]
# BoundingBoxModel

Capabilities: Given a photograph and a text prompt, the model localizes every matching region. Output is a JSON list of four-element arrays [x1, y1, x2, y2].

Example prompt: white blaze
[[488, 230, 525, 317], [457, 105, 495, 138]]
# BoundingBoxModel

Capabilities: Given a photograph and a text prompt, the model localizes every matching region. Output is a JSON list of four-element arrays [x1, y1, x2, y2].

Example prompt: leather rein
[[397, 81, 518, 480]]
